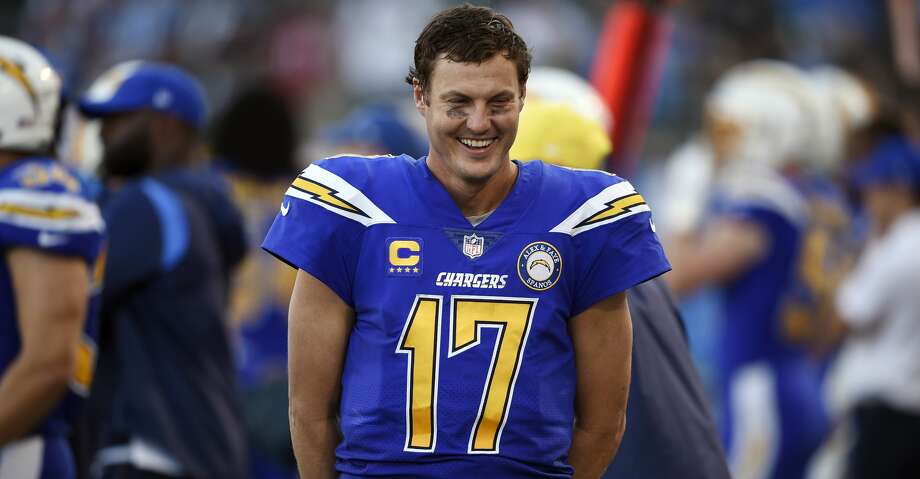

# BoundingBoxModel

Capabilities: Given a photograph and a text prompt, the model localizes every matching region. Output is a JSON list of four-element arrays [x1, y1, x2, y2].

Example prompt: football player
[[666, 61, 833, 479], [0, 36, 105, 478], [263, 5, 670, 478]]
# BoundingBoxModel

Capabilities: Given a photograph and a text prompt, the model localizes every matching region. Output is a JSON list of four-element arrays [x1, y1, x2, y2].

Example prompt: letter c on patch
[[389, 240, 420, 266]]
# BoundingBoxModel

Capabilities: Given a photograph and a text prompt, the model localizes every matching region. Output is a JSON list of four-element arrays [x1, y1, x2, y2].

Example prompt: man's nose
[[466, 104, 490, 134]]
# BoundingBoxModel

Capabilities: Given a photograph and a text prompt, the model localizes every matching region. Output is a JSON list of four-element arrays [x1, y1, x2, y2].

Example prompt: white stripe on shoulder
[[559, 165, 616, 176], [285, 163, 395, 227], [550, 180, 651, 236], [324, 153, 397, 160], [718, 168, 809, 227], [0, 436, 44, 479], [0, 188, 104, 233]]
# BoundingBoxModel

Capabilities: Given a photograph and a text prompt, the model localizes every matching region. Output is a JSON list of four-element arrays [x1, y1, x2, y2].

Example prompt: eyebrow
[[440, 91, 470, 101], [439, 90, 516, 101]]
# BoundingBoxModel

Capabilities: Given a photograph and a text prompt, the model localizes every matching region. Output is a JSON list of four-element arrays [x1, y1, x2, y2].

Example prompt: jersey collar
[[415, 157, 543, 231]]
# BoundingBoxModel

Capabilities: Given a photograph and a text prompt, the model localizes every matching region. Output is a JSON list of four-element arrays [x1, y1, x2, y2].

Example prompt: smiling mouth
[[458, 137, 497, 150]]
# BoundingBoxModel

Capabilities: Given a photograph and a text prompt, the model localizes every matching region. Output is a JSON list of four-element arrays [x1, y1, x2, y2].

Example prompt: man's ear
[[519, 85, 526, 112], [413, 78, 428, 115]]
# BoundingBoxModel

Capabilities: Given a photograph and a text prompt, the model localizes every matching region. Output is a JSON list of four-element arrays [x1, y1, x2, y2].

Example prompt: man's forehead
[[428, 54, 521, 95]]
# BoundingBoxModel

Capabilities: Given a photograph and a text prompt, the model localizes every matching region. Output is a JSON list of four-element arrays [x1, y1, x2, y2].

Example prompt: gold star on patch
[[389, 267, 395, 273], [397, 267, 403, 273], [413, 267, 419, 273]]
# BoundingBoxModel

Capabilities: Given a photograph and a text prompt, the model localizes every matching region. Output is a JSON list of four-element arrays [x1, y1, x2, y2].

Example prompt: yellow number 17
[[396, 294, 537, 454]]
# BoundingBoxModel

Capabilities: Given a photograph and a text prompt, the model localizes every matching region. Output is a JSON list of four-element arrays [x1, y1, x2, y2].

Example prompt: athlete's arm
[[568, 291, 632, 478], [0, 248, 89, 445], [288, 269, 354, 479], [665, 218, 767, 297]]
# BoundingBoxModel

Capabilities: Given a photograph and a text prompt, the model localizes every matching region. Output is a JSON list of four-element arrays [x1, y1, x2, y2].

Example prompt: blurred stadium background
[[4, 1, 919, 478], [3, 0, 915, 163]]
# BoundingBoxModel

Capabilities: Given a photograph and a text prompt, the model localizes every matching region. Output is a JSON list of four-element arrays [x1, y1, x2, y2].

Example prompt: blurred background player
[[74, 61, 247, 479], [655, 60, 878, 398], [816, 136, 920, 479], [212, 82, 301, 479], [665, 60, 833, 479], [512, 66, 730, 479], [0, 35, 105, 479]]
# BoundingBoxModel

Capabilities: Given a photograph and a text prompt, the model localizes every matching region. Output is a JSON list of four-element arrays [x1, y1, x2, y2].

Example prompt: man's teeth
[[460, 138, 495, 148]]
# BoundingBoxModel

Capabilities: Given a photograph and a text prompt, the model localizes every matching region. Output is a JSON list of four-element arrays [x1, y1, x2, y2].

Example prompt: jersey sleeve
[[553, 177, 671, 316], [0, 162, 104, 264], [261, 160, 394, 307], [101, 179, 188, 304], [163, 169, 248, 271], [834, 230, 919, 329], [834, 241, 889, 328]]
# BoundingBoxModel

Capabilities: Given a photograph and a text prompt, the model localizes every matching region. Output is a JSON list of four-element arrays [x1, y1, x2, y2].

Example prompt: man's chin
[[455, 156, 503, 182]]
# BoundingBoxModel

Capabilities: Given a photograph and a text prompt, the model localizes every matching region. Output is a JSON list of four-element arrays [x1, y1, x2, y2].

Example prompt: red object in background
[[590, 1, 674, 175], [270, 14, 329, 102]]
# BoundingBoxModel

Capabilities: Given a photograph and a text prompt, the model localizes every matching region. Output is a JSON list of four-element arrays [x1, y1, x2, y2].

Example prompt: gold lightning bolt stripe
[[576, 193, 647, 228], [0, 57, 38, 111], [0, 203, 81, 219], [291, 177, 370, 218]]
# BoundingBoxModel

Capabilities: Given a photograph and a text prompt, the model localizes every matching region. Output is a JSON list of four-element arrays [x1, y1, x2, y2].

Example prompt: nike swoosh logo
[[280, 201, 290, 216], [38, 231, 68, 248]]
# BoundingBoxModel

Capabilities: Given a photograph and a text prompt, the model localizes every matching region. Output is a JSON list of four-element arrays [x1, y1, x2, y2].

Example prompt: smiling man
[[263, 5, 670, 478]]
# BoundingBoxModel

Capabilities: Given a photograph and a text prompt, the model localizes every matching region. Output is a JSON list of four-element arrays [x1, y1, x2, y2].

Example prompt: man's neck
[[430, 158, 518, 217]]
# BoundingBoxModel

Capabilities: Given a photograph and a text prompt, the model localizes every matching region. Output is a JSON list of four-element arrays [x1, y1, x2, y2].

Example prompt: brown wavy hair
[[406, 4, 531, 97]]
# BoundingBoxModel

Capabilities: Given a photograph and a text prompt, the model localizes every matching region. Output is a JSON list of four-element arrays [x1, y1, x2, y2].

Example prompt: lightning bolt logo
[[575, 193, 647, 228], [529, 258, 551, 272], [0, 57, 38, 114], [290, 176, 370, 218]]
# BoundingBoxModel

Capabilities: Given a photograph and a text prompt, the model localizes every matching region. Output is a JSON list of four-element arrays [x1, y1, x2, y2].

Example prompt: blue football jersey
[[262, 155, 669, 478], [0, 157, 105, 438], [710, 171, 829, 479]]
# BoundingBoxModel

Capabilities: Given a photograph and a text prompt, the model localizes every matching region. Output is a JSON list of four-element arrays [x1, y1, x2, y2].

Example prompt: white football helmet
[[0, 36, 62, 152], [705, 60, 819, 171], [805, 65, 876, 173]]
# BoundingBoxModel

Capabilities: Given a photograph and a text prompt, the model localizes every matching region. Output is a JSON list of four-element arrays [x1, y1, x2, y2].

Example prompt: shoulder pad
[[0, 159, 102, 234], [548, 167, 650, 236], [285, 159, 396, 227]]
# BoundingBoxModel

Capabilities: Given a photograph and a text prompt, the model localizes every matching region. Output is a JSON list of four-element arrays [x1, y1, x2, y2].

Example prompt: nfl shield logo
[[462, 234, 484, 259]]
